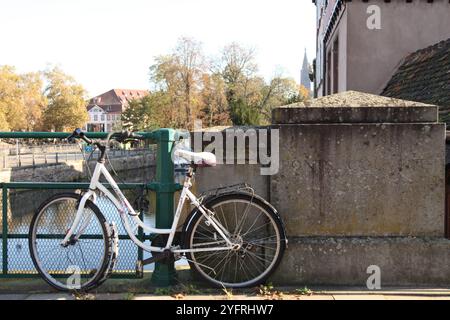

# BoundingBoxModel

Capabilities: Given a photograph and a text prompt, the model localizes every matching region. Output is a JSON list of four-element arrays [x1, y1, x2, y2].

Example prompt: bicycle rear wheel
[[29, 193, 111, 292], [184, 193, 286, 288]]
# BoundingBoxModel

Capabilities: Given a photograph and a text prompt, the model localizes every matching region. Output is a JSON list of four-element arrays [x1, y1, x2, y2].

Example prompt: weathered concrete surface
[[271, 123, 445, 237], [274, 91, 438, 124], [195, 164, 269, 199], [188, 163, 269, 228], [272, 237, 450, 286], [274, 107, 439, 124], [311, 91, 435, 108], [0, 154, 155, 183]]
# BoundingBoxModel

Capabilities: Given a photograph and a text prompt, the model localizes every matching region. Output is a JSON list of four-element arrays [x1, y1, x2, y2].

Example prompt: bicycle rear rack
[[198, 183, 255, 203]]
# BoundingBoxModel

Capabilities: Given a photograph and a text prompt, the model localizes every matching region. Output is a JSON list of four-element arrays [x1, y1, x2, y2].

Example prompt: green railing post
[[2, 185, 8, 275], [151, 128, 177, 286], [0, 129, 182, 284]]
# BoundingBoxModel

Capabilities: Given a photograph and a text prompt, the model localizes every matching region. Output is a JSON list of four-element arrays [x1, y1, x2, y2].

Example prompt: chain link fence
[[0, 184, 153, 279]]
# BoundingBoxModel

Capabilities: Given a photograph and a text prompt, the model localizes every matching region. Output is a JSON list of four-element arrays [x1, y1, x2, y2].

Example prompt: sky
[[0, 0, 316, 97]]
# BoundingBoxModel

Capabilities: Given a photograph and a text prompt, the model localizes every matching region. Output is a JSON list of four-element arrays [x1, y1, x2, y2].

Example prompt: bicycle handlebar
[[67, 128, 143, 145]]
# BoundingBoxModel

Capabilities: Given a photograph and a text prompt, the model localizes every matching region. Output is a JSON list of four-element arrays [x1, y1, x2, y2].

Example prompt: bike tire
[[29, 193, 112, 292], [183, 193, 287, 288]]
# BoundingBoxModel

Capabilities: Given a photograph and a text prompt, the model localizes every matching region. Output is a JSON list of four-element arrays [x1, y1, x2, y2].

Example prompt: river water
[[1, 166, 188, 275]]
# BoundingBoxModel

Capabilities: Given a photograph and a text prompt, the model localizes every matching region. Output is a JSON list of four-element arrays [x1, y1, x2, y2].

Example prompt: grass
[[123, 292, 135, 300], [257, 283, 285, 300], [222, 287, 234, 300], [295, 287, 313, 296]]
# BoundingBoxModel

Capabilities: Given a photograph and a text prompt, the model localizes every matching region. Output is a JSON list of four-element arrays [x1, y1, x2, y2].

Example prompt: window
[[101, 115, 105, 121], [332, 37, 339, 94], [326, 49, 332, 96], [93, 115, 98, 121], [107, 115, 111, 121]]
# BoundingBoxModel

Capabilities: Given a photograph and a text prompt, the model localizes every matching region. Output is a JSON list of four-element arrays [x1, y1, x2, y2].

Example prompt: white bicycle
[[29, 128, 287, 291]]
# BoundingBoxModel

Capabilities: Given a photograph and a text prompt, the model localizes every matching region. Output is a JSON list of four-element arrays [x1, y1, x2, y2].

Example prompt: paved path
[[1, 288, 449, 300]]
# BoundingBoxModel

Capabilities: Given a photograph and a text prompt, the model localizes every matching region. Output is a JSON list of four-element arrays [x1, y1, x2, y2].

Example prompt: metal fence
[[0, 129, 181, 285], [0, 182, 153, 279], [0, 147, 152, 169]]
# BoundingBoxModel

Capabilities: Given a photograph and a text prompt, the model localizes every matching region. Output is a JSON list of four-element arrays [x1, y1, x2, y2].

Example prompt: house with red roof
[[85, 89, 149, 132]]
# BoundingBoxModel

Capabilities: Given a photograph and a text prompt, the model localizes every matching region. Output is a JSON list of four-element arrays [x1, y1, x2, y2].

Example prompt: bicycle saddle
[[174, 149, 217, 167]]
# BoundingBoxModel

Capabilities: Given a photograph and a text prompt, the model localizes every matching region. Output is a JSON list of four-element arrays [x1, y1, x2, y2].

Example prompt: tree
[[0, 66, 25, 131], [216, 42, 258, 90], [214, 43, 262, 125], [199, 73, 230, 127], [229, 98, 261, 126], [150, 55, 185, 127], [0, 66, 47, 131], [174, 37, 205, 125], [122, 92, 173, 131], [149, 37, 206, 128], [147, 38, 309, 128], [42, 67, 88, 132], [258, 77, 310, 123], [21, 72, 47, 131]]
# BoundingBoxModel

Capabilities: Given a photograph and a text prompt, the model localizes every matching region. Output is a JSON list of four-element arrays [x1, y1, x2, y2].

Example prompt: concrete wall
[[276, 237, 450, 286], [347, 0, 450, 94], [269, 101, 448, 286], [0, 154, 156, 183], [193, 98, 449, 286], [271, 123, 445, 237]]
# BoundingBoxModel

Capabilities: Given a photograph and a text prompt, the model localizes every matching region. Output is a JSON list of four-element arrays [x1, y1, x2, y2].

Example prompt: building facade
[[85, 89, 149, 132], [313, 0, 450, 97]]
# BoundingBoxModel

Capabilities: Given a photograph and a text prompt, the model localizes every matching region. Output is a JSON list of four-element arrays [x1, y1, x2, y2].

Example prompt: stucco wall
[[347, 0, 450, 94]]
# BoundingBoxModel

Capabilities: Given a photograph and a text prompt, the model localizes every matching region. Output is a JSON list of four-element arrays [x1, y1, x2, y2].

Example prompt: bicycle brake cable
[[79, 142, 95, 180]]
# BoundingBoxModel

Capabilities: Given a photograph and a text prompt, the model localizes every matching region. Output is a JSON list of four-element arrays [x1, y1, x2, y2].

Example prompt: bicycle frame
[[61, 161, 235, 254]]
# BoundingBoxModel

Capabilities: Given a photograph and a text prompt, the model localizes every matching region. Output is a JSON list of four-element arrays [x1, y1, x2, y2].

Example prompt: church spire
[[301, 49, 312, 94]]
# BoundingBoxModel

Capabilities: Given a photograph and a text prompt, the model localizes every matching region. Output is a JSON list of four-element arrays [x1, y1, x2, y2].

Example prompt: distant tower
[[301, 49, 312, 94]]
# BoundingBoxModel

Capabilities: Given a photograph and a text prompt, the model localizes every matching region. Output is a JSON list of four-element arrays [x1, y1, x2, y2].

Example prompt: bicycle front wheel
[[184, 193, 286, 288], [29, 193, 111, 292]]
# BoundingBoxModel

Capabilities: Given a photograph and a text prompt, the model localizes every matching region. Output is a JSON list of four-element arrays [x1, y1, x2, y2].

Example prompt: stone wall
[[193, 92, 450, 286]]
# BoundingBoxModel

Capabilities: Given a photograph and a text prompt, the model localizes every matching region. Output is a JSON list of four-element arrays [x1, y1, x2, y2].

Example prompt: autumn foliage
[[123, 37, 310, 131], [0, 66, 88, 132]]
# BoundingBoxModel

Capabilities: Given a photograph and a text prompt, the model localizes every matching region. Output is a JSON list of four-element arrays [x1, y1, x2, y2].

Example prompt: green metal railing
[[0, 129, 181, 286], [0, 182, 149, 279]]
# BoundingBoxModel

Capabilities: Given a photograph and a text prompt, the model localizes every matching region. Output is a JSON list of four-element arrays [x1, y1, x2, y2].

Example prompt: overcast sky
[[0, 0, 316, 97]]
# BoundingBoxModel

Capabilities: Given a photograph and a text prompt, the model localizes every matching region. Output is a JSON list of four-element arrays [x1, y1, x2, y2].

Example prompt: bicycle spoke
[[189, 197, 284, 287], [241, 221, 272, 238], [31, 196, 109, 291]]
